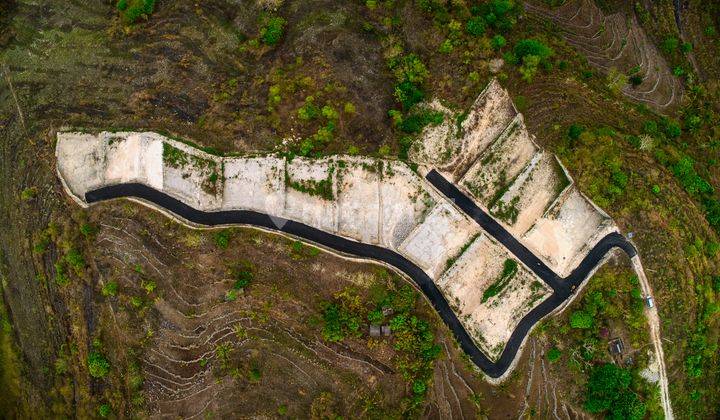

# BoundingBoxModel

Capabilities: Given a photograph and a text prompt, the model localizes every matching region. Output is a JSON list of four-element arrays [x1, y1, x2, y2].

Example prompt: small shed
[[381, 325, 391, 336], [609, 338, 624, 355], [369, 325, 381, 337]]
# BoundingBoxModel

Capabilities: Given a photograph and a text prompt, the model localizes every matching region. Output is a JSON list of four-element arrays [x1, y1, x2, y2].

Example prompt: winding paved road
[[84, 171, 639, 378]]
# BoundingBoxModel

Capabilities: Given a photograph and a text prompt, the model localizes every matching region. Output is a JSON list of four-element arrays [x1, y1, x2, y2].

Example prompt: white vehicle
[[645, 295, 655, 308]]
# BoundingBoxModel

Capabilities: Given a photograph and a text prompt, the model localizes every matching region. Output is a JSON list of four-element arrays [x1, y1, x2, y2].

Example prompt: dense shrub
[[466, 16, 486, 36], [116, 0, 155, 24], [584, 363, 647, 419], [569, 310, 593, 329], [88, 351, 111, 378], [260, 16, 286, 46]]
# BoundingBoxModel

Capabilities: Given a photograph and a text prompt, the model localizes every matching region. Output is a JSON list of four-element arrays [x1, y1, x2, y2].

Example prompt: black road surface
[[85, 173, 637, 378]]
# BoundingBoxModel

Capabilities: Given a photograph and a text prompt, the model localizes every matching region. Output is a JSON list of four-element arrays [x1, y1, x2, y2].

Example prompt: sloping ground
[[89, 204, 487, 418], [524, 0, 683, 111], [415, 80, 616, 276]]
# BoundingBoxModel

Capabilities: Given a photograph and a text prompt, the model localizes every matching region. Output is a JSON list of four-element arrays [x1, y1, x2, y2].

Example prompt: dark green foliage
[[116, 0, 155, 24], [491, 34, 507, 50], [629, 74, 643, 86], [513, 38, 553, 62], [661, 37, 679, 54], [260, 16, 286, 46], [98, 404, 111, 417], [232, 263, 253, 290], [88, 351, 110, 378], [547, 347, 561, 362], [481, 259, 518, 302], [567, 123, 585, 141], [672, 157, 713, 196], [465, 16, 486, 36], [213, 229, 231, 249], [79, 223, 96, 238], [399, 110, 444, 134], [569, 310, 593, 329], [470, 0, 518, 32], [389, 54, 429, 111], [584, 363, 646, 420]]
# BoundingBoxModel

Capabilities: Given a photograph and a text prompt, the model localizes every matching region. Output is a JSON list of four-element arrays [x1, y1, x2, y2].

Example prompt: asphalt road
[[85, 177, 638, 378]]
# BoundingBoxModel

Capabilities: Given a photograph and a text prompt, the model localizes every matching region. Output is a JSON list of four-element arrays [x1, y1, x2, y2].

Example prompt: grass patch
[[482, 259, 518, 303]]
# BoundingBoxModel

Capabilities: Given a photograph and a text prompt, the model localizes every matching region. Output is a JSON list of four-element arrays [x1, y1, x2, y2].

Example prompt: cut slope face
[[524, 0, 682, 111]]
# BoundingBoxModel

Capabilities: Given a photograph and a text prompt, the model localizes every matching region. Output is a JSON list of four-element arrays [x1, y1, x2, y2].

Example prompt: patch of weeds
[[101, 281, 118, 297], [482, 259, 518, 302], [162, 143, 189, 167], [286, 166, 334, 200], [213, 229, 231, 249]]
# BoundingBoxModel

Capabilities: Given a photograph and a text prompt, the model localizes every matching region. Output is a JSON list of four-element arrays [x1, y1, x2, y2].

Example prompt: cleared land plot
[[56, 132, 107, 197], [378, 163, 437, 249], [522, 187, 614, 276], [223, 156, 285, 213], [438, 235, 551, 360], [460, 115, 537, 208], [284, 158, 338, 233], [336, 162, 380, 244], [162, 141, 223, 211], [399, 202, 479, 278], [408, 101, 461, 167], [450, 79, 517, 181], [489, 152, 570, 236]]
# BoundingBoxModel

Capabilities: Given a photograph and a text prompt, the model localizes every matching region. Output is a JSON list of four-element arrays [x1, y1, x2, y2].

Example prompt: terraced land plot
[[437, 234, 552, 360]]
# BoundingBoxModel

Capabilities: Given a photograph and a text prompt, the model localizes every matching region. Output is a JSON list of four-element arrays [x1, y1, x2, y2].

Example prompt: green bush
[[101, 281, 118, 297], [661, 37, 679, 54], [466, 16, 486, 36], [491, 34, 506, 50], [399, 110, 444, 134], [213, 229, 231, 249], [547, 347, 561, 362], [117, 0, 155, 24], [584, 363, 646, 419], [570, 310, 593, 329], [513, 39, 553, 62], [260, 16, 286, 46], [88, 351, 111, 378], [98, 404, 111, 418]]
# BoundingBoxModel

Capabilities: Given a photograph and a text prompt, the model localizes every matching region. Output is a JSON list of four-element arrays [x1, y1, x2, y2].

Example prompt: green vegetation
[[388, 54, 429, 111], [569, 310, 593, 329], [213, 229, 231, 249], [481, 259, 518, 302], [547, 347, 561, 362], [162, 143, 189, 167], [509, 38, 554, 82], [399, 109, 444, 134], [584, 363, 646, 419], [116, 0, 155, 24], [101, 281, 118, 297], [260, 16, 286, 46], [286, 167, 335, 200], [320, 279, 439, 416], [88, 351, 110, 378]]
